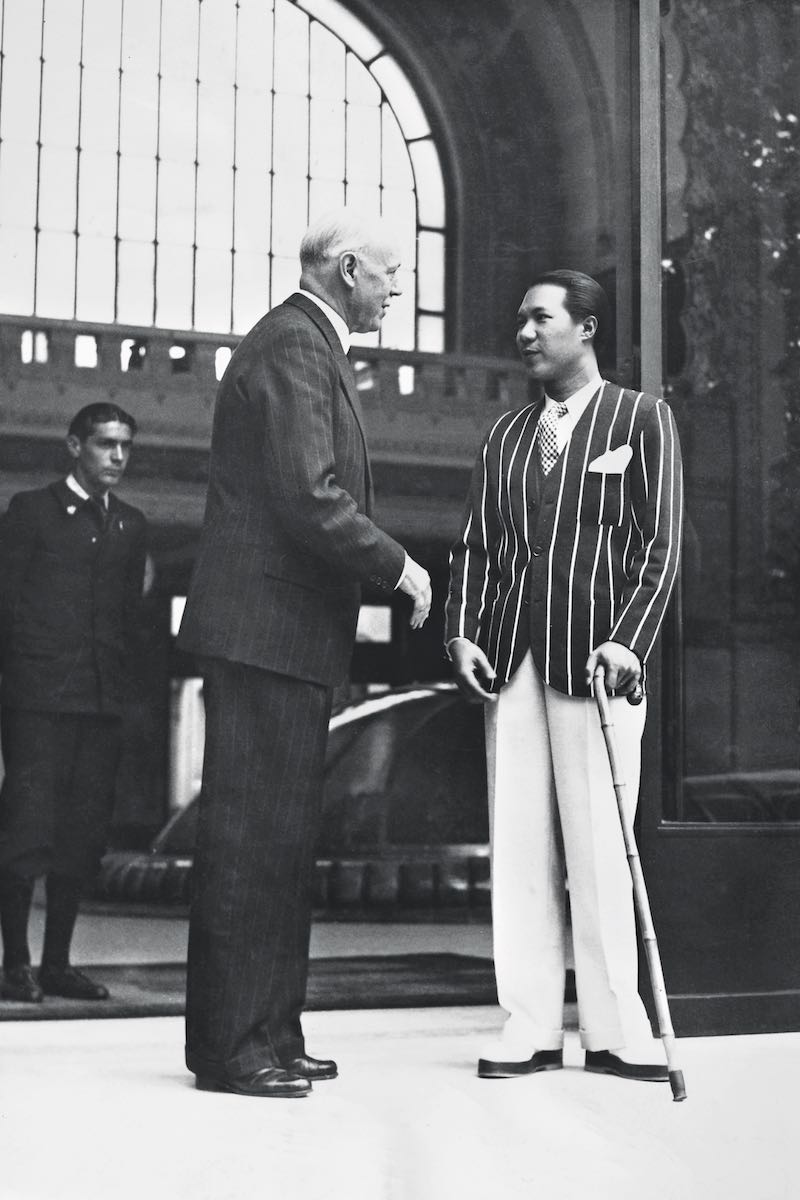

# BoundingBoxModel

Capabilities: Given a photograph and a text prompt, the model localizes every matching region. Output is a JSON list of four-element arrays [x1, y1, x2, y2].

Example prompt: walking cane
[[593, 666, 687, 1102]]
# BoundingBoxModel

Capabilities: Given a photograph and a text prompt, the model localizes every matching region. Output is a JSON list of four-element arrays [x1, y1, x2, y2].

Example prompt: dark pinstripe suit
[[178, 293, 406, 1079]]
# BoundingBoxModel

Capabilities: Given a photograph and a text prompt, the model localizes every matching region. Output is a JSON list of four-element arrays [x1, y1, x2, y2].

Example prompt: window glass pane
[[160, 0, 200, 80], [0, 227, 35, 313], [381, 107, 414, 190], [344, 183, 380, 220], [81, 70, 122, 151], [117, 240, 155, 325], [310, 22, 345, 101], [409, 139, 445, 229], [196, 162, 234, 250], [159, 77, 198, 163], [194, 246, 232, 332], [36, 231, 76, 318], [237, 0, 275, 90], [232, 251, 270, 334], [234, 169, 272, 254], [346, 54, 380, 107], [371, 55, 430, 140], [310, 100, 345, 180], [380, 187, 417, 266], [308, 178, 345, 218], [272, 175, 309, 257], [119, 70, 160, 158], [38, 147, 78, 233], [78, 152, 118, 238], [274, 0, 309, 94], [155, 242, 194, 328], [0, 142, 38, 226], [0, 15, 43, 145], [120, 0, 161, 73], [156, 160, 196, 245], [75, 235, 116, 323], [663, 1, 800, 821], [273, 93, 309, 179], [346, 105, 381, 185], [417, 231, 445, 312], [298, 0, 383, 61], [117, 155, 157, 241], [198, 0, 236, 84], [82, 0, 123, 69], [417, 315, 444, 354], [235, 89, 272, 178]]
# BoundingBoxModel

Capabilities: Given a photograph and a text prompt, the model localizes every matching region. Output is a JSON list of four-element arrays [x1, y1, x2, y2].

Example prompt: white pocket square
[[587, 445, 633, 474]]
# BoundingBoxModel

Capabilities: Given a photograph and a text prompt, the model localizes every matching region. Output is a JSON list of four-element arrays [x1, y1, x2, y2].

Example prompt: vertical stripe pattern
[[446, 382, 684, 697]]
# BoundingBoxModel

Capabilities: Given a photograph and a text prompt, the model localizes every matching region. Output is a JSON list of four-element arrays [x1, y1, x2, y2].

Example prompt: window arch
[[0, 0, 446, 351]]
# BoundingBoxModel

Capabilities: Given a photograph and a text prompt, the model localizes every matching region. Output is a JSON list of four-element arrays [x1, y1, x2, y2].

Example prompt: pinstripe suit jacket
[[178, 293, 406, 687], [446, 381, 683, 697]]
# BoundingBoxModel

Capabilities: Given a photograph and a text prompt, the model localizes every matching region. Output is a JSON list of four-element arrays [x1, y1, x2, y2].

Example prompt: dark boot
[[40, 875, 109, 1000]]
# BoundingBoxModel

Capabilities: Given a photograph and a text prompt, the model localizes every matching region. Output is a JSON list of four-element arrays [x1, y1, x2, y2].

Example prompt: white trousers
[[484, 651, 654, 1054]]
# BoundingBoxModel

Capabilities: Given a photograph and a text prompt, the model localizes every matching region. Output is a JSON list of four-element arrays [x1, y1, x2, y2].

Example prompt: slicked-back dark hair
[[529, 269, 611, 353], [68, 403, 137, 441]]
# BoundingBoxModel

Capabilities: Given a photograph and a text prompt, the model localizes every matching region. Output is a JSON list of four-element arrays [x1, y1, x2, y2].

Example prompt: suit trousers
[[0, 707, 122, 883], [484, 651, 654, 1054], [185, 657, 333, 1080]]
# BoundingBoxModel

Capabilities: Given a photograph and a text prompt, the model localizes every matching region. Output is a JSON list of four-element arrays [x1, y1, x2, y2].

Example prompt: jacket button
[[532, 544, 543, 557]]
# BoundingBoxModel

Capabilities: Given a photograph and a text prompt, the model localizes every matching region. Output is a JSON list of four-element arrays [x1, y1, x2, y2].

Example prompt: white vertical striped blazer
[[446, 381, 684, 697]]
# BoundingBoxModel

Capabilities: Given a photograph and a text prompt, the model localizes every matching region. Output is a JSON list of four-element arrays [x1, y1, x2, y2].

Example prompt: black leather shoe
[[282, 1054, 338, 1081], [478, 1049, 563, 1079], [1, 964, 43, 1003], [585, 1050, 668, 1082], [196, 1067, 311, 1098], [38, 965, 110, 1001]]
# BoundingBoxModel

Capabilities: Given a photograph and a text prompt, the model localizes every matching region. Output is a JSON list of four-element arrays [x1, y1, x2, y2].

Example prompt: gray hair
[[299, 208, 393, 270]]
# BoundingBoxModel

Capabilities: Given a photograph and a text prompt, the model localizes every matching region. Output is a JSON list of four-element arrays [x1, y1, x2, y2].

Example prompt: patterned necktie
[[537, 401, 569, 476]]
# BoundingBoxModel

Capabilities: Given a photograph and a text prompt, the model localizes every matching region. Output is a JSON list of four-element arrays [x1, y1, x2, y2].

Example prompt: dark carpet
[[0, 954, 505, 1021]]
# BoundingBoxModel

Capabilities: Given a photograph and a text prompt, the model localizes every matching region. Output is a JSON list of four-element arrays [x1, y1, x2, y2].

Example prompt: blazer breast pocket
[[580, 446, 632, 527]]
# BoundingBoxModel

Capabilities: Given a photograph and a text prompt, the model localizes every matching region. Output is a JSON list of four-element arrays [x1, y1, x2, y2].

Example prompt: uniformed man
[[0, 403, 147, 1003]]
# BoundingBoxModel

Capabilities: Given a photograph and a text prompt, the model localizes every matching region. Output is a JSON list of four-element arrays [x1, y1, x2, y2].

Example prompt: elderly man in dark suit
[[178, 209, 431, 1099], [447, 271, 683, 1084], [0, 403, 147, 1003]]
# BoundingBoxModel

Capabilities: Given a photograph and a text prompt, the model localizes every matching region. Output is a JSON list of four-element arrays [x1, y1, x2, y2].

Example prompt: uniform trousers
[[185, 657, 332, 1080], [0, 707, 122, 883], [484, 651, 654, 1055]]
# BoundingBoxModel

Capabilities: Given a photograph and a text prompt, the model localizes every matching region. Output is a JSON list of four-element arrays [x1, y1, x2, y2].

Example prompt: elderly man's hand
[[585, 641, 642, 695], [397, 557, 432, 629], [448, 637, 497, 703]]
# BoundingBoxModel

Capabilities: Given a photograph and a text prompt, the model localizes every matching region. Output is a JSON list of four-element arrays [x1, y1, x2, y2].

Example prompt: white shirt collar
[[298, 290, 350, 353], [544, 373, 603, 417], [66, 474, 108, 507]]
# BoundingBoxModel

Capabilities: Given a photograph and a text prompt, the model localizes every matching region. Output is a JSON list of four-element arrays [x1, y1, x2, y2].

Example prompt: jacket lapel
[[284, 291, 374, 503]]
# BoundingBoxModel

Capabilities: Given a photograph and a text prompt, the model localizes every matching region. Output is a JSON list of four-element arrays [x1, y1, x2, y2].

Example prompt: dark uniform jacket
[[178, 292, 406, 687], [0, 481, 147, 715]]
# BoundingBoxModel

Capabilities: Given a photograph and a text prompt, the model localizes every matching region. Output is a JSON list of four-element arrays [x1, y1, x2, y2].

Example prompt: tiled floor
[[1, 905, 795, 1200]]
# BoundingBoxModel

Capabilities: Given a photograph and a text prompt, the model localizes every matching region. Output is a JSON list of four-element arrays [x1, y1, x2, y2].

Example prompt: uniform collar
[[66, 473, 108, 508]]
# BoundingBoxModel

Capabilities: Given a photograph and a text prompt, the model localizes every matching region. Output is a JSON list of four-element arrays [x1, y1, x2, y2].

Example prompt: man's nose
[[111, 445, 125, 462]]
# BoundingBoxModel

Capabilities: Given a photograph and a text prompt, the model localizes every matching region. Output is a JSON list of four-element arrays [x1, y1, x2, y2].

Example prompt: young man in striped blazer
[[446, 270, 683, 1083]]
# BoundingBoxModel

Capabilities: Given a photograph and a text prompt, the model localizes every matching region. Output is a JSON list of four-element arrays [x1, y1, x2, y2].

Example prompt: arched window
[[0, 0, 446, 351]]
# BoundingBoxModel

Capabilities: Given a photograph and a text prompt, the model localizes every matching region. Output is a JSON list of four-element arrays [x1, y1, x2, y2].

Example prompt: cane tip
[[669, 1070, 687, 1101]]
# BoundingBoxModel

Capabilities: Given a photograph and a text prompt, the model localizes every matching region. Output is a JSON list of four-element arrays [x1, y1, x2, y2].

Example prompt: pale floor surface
[[3, 907, 793, 1200], [0, 1006, 796, 1200]]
